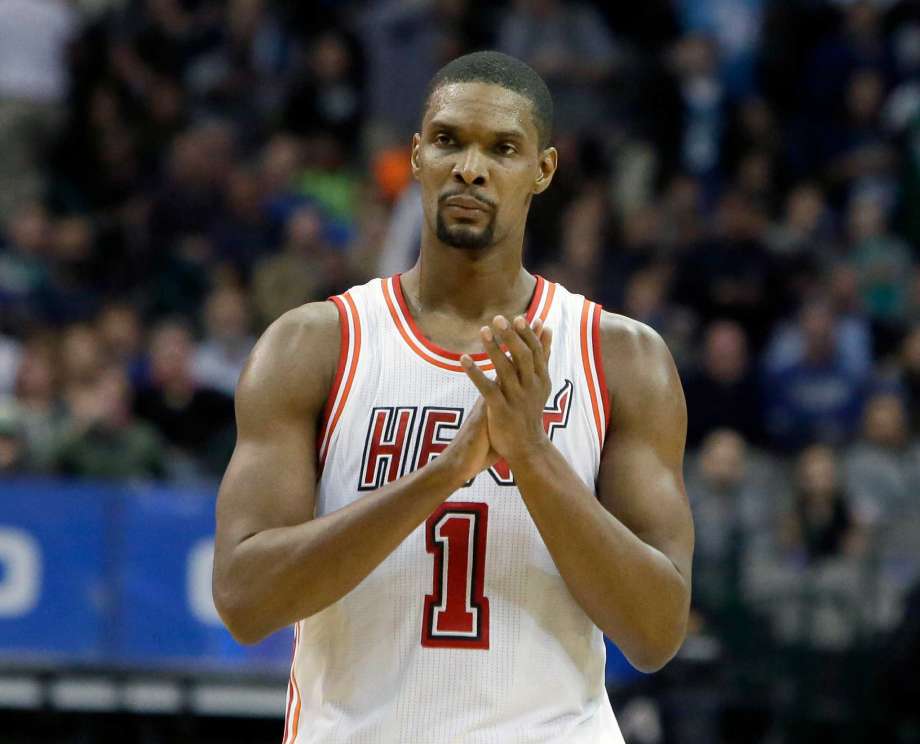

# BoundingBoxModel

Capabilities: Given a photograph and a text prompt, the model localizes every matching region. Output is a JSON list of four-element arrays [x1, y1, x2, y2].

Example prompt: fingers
[[480, 322, 520, 394], [495, 315, 535, 383], [540, 324, 553, 363], [461, 354, 502, 402], [517, 316, 550, 380]]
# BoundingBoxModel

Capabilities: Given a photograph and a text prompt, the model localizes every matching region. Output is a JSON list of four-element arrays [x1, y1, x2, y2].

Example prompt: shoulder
[[236, 301, 341, 421], [596, 310, 685, 422]]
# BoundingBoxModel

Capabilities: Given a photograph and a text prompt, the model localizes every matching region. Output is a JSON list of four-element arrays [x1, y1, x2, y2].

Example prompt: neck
[[403, 235, 534, 323]]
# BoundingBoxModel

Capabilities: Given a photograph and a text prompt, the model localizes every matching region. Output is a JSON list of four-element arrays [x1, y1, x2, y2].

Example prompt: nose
[[452, 146, 488, 186]]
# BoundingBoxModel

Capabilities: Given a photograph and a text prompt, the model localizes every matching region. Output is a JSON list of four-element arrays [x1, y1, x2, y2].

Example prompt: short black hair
[[423, 51, 554, 149]]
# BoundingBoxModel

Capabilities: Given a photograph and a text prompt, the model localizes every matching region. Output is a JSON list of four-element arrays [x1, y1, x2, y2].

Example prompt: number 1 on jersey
[[421, 502, 490, 649]]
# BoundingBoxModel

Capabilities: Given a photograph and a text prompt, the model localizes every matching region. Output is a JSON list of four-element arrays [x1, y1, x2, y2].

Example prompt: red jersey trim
[[319, 293, 362, 465], [580, 299, 606, 449], [383, 275, 554, 373], [591, 302, 611, 431]]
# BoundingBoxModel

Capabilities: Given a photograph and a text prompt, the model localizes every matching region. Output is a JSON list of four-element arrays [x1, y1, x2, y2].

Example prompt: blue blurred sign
[[0, 477, 291, 671], [0, 478, 110, 661]]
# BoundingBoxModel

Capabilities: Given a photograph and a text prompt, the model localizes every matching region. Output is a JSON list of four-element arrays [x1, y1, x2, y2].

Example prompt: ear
[[410, 133, 422, 180], [533, 146, 558, 195]]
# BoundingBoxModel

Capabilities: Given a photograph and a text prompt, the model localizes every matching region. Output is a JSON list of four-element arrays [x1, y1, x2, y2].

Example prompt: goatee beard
[[436, 213, 495, 250]]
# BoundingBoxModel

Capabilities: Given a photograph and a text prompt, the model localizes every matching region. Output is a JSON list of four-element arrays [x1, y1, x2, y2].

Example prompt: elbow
[[212, 579, 269, 646], [616, 610, 690, 674]]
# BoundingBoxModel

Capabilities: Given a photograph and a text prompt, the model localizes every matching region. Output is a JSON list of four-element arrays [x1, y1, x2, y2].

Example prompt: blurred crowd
[[2, 0, 920, 732]]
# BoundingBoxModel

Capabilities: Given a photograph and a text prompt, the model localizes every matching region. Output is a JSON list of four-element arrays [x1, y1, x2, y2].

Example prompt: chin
[[437, 219, 494, 251]]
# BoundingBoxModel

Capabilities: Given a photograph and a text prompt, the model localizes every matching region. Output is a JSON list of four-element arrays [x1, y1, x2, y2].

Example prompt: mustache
[[438, 191, 496, 210]]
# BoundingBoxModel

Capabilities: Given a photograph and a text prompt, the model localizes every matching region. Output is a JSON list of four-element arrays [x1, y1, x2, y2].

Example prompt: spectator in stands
[[0, 397, 29, 473], [134, 319, 234, 476], [749, 444, 871, 650], [38, 215, 101, 325], [675, 190, 774, 348], [0, 202, 51, 330], [0, 0, 77, 221], [685, 429, 777, 622], [95, 302, 144, 378], [825, 67, 896, 202], [192, 286, 255, 397], [845, 392, 917, 525], [13, 336, 66, 470], [765, 183, 832, 308], [0, 331, 20, 395], [283, 30, 365, 149], [60, 322, 104, 386], [684, 320, 764, 448], [497, 0, 621, 134], [846, 190, 913, 354], [251, 205, 342, 327], [208, 165, 271, 277], [54, 365, 165, 480], [897, 324, 920, 436], [763, 298, 866, 450]]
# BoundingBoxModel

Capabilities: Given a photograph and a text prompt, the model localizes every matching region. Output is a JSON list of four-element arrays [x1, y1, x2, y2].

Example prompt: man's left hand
[[460, 315, 553, 465]]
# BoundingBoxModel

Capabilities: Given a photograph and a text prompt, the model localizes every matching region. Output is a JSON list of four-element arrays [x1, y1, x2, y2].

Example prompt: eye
[[434, 133, 454, 146], [496, 143, 517, 156]]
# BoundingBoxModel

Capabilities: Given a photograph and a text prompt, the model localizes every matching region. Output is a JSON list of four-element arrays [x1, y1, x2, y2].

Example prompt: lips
[[443, 195, 491, 212]]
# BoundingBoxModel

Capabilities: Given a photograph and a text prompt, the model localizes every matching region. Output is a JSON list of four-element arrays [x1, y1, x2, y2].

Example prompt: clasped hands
[[446, 315, 553, 482]]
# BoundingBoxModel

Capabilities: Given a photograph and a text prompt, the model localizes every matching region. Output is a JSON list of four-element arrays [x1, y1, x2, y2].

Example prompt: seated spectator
[[845, 392, 917, 524], [675, 190, 775, 348], [251, 205, 343, 326], [685, 429, 779, 621], [0, 202, 51, 330], [898, 324, 920, 435], [192, 286, 255, 396], [763, 298, 866, 450], [765, 183, 833, 307], [684, 320, 764, 448], [747, 445, 873, 650], [0, 398, 29, 473], [134, 319, 234, 476], [60, 322, 105, 386], [765, 267, 873, 380], [0, 331, 20, 395], [95, 302, 144, 379], [12, 336, 66, 470], [208, 165, 271, 276], [846, 190, 913, 355], [54, 366, 165, 480], [497, 0, 621, 135]]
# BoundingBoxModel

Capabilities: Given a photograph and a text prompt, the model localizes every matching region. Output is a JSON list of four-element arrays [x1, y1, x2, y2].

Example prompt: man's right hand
[[438, 398, 498, 486]]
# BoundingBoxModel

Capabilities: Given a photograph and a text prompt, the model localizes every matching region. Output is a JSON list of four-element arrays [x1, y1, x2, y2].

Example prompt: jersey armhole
[[317, 293, 362, 466], [580, 299, 610, 449], [591, 303, 612, 431]]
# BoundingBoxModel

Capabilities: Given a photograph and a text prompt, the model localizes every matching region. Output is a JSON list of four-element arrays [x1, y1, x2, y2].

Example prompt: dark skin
[[212, 81, 693, 672]]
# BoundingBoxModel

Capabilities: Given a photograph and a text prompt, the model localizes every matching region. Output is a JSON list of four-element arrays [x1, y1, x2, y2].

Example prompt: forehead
[[423, 82, 539, 144]]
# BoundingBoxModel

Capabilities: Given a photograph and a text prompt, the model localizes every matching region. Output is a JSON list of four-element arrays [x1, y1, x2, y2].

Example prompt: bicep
[[216, 415, 317, 551], [213, 303, 338, 561], [597, 319, 694, 582]]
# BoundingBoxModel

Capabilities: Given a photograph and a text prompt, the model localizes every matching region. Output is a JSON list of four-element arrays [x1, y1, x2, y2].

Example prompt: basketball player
[[213, 51, 693, 743]]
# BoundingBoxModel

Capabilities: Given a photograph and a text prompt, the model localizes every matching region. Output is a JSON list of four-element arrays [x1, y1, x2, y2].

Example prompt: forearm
[[510, 440, 690, 672], [216, 458, 466, 644]]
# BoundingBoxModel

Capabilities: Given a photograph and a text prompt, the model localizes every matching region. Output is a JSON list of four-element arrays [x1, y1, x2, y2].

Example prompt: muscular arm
[[212, 302, 492, 644], [481, 312, 693, 672]]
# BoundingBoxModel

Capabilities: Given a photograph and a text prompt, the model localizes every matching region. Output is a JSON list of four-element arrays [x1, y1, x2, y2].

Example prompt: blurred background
[[1, 0, 920, 741]]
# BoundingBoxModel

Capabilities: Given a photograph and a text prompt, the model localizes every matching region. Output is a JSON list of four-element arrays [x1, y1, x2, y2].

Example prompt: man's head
[[412, 51, 557, 252]]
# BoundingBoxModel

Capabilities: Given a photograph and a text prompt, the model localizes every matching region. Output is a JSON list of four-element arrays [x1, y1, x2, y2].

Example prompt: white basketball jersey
[[282, 275, 625, 744]]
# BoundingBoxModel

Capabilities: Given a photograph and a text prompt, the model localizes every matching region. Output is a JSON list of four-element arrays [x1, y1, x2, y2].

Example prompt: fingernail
[[481, 327, 493, 342], [514, 316, 526, 330], [494, 316, 508, 330]]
